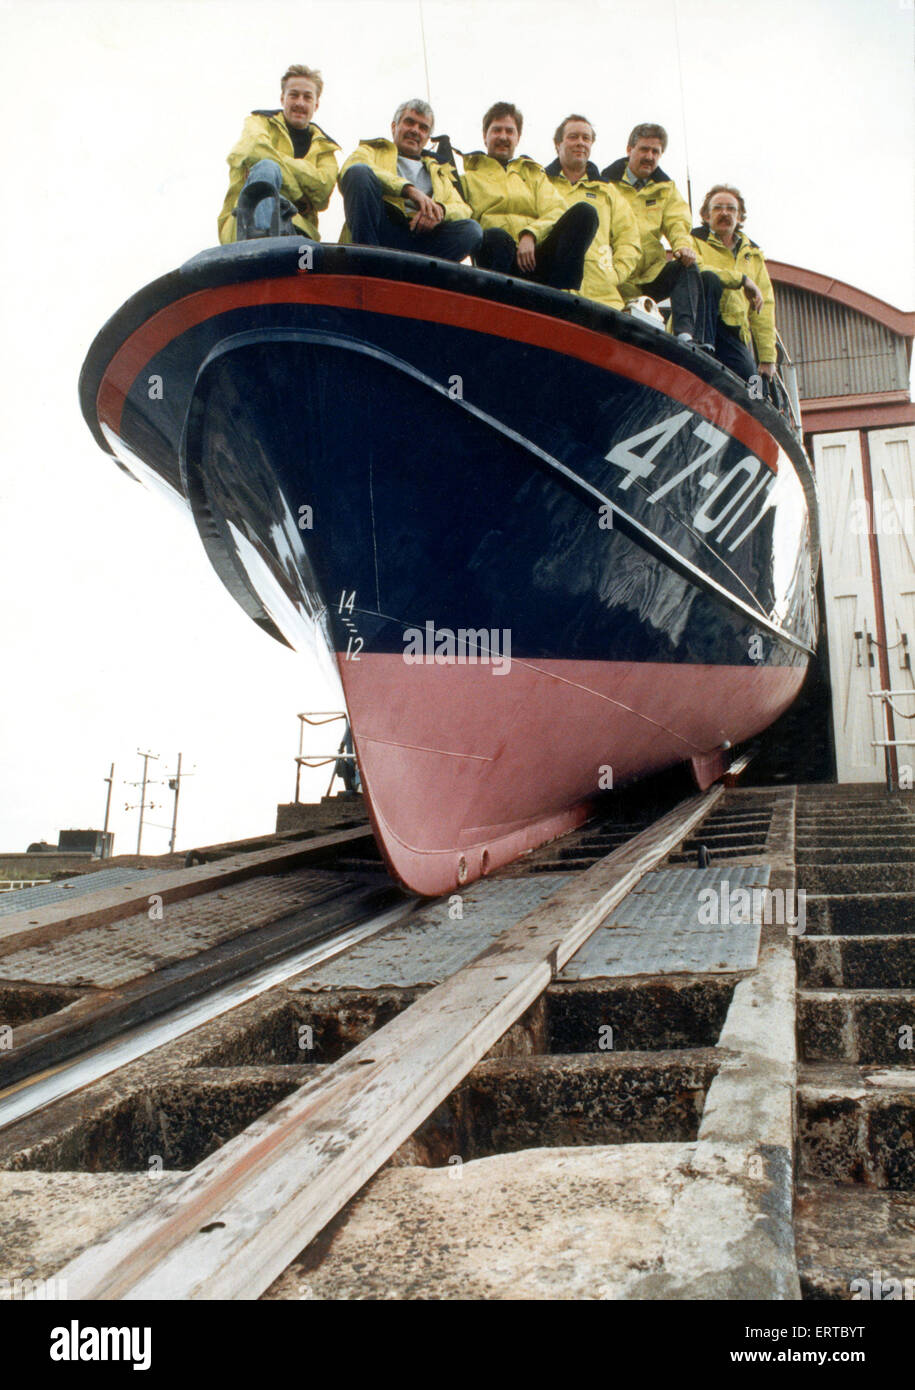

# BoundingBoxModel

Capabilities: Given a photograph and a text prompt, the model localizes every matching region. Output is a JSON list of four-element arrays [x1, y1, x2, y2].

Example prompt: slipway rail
[[54, 788, 723, 1299]]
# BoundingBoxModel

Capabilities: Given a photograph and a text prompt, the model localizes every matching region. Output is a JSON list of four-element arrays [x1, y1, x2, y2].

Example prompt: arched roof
[[767, 261, 915, 341]]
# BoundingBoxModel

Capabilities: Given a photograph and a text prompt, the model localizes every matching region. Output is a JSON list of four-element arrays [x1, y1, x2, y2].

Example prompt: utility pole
[[102, 763, 115, 855], [168, 752, 183, 853], [135, 750, 159, 854]]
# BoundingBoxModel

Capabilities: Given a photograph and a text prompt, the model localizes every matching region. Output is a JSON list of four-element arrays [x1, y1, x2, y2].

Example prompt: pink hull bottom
[[338, 655, 806, 895]]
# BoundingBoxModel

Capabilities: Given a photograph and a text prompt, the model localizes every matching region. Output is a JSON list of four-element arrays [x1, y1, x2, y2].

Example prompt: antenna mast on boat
[[418, 0, 432, 105], [671, 0, 693, 214]]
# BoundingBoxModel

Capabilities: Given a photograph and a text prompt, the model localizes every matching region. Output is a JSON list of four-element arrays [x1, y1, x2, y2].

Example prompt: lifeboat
[[80, 239, 819, 894]]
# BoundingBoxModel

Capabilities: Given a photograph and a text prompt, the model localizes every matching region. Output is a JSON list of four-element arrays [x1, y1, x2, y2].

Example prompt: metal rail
[[53, 787, 724, 1300], [0, 898, 417, 1132]]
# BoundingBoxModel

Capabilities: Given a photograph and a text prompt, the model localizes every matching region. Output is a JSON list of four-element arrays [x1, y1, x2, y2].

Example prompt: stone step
[[794, 832, 915, 848], [797, 936, 915, 989], [795, 1181, 915, 1299], [703, 812, 773, 823], [547, 978, 736, 1053], [804, 894, 915, 936], [797, 1064, 915, 1189], [797, 847, 915, 866], [799, 864, 915, 894], [681, 831, 770, 850], [795, 806, 913, 818], [397, 1049, 719, 1163], [796, 815, 913, 827], [798, 989, 915, 1064]]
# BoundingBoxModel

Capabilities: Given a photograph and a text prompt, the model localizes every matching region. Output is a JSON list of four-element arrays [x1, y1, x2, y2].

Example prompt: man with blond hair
[[545, 114, 640, 309], [691, 184, 776, 384], [218, 64, 340, 242]]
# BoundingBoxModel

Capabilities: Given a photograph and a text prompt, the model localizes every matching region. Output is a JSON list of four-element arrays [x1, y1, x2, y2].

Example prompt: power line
[[418, 0, 432, 106]]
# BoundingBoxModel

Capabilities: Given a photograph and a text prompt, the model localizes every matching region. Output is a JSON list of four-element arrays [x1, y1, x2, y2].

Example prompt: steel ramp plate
[[292, 875, 571, 990], [0, 868, 154, 917], [558, 866, 772, 978]]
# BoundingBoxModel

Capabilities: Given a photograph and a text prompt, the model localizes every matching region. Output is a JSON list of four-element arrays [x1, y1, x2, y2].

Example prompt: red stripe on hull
[[96, 275, 777, 470], [338, 654, 804, 895]]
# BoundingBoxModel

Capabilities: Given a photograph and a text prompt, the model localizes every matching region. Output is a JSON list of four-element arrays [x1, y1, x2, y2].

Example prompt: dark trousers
[[340, 164, 483, 262], [698, 272, 764, 383], [475, 202, 599, 291], [715, 323, 762, 383], [640, 259, 721, 339]]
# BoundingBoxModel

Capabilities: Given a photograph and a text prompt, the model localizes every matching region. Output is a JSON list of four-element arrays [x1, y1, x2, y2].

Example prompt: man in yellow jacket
[[218, 65, 340, 243], [339, 100, 482, 262], [461, 102, 597, 290], [545, 115, 641, 310], [691, 185, 776, 386], [601, 122, 709, 340]]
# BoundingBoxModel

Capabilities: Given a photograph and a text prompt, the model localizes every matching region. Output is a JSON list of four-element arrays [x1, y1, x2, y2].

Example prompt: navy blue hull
[[80, 241, 819, 892]]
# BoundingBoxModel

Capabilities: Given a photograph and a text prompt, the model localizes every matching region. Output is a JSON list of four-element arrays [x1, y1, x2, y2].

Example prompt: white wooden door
[[813, 430, 884, 781], [869, 426, 915, 773]]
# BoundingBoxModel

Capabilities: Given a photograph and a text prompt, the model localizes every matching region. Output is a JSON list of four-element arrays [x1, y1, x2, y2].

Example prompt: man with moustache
[[691, 184, 776, 384], [601, 122, 709, 340], [218, 64, 340, 242], [545, 114, 641, 309], [462, 101, 597, 290]]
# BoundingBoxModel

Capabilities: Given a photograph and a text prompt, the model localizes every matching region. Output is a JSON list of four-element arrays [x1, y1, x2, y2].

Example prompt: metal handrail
[[867, 688, 915, 788]]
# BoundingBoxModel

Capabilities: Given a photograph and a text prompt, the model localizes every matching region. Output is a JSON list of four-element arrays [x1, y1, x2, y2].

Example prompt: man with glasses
[[691, 184, 775, 385]]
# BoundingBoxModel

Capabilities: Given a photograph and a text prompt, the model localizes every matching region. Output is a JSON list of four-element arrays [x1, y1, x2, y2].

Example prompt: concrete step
[[799, 864, 915, 894], [795, 815, 913, 828], [798, 989, 915, 1064], [794, 832, 915, 849], [797, 1064, 915, 1189], [795, 807, 913, 818], [681, 832, 770, 850], [547, 978, 736, 1053], [398, 1049, 719, 1162], [797, 847, 915, 865], [804, 893, 915, 936], [797, 936, 915, 989], [795, 1181, 915, 1298], [702, 812, 773, 825]]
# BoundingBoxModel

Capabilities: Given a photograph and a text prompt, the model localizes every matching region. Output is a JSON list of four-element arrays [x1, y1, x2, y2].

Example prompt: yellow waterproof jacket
[[545, 160, 641, 309], [218, 112, 340, 244], [600, 157, 693, 295], [691, 225, 777, 364], [459, 152, 565, 245], [338, 138, 473, 236]]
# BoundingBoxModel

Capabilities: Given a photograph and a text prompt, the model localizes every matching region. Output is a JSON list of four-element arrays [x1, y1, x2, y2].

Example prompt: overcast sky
[[0, 0, 912, 858]]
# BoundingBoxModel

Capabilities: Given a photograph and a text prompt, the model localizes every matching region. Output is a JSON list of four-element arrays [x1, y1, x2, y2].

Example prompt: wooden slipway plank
[[0, 828, 372, 959], [55, 788, 722, 1301]]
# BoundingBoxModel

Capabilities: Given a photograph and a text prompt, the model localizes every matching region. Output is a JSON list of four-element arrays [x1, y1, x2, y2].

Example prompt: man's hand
[[516, 231, 537, 272], [404, 185, 445, 231], [672, 245, 697, 267], [758, 361, 775, 378], [742, 275, 764, 313]]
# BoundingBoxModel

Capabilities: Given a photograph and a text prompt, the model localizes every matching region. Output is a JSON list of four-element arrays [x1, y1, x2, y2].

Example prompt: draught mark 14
[[605, 410, 775, 552], [338, 590, 363, 660]]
